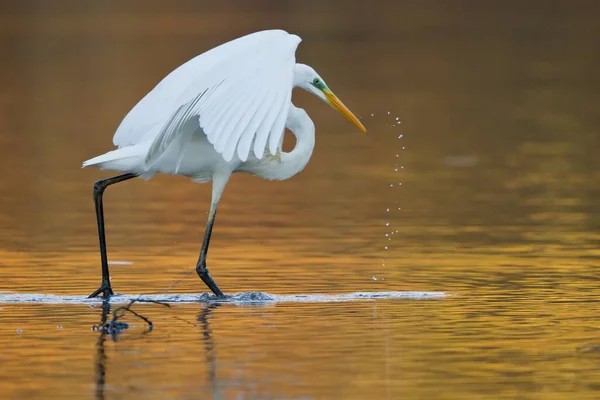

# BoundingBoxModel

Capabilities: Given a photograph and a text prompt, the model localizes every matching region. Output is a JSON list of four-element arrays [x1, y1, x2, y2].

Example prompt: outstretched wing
[[112, 30, 300, 166]]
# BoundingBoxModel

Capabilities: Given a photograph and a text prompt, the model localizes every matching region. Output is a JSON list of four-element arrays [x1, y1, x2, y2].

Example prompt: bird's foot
[[196, 263, 225, 298], [88, 281, 114, 299]]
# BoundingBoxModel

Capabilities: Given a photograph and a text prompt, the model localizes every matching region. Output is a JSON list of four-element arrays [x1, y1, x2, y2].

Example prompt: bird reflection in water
[[93, 301, 111, 400], [91, 300, 220, 400], [195, 303, 306, 399], [198, 303, 221, 396], [92, 301, 307, 399], [92, 299, 168, 400]]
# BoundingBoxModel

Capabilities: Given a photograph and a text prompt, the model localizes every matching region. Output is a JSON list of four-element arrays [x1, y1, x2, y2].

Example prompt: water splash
[[0, 291, 446, 304], [370, 111, 405, 278]]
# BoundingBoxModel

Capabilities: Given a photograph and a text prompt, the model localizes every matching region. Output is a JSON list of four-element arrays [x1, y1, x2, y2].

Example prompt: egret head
[[294, 64, 367, 133]]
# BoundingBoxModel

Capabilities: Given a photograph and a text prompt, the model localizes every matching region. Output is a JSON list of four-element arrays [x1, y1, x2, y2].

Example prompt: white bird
[[83, 29, 366, 299]]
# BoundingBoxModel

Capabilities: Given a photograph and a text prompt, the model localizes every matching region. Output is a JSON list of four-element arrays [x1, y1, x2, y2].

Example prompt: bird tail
[[82, 145, 146, 173]]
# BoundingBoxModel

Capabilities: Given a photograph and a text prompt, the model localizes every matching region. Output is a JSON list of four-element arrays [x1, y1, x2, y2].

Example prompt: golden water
[[1, 1, 600, 398]]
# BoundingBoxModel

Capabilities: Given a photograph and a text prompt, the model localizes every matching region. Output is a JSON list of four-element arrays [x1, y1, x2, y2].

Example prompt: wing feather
[[269, 75, 293, 155], [214, 78, 261, 153], [113, 30, 292, 148], [236, 84, 279, 162], [202, 80, 238, 143], [221, 83, 268, 161], [210, 91, 251, 150], [252, 80, 287, 159], [144, 83, 221, 166], [136, 30, 301, 166]]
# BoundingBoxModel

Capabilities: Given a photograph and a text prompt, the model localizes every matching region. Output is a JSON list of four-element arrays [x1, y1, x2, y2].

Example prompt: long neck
[[279, 104, 315, 178], [253, 104, 315, 181]]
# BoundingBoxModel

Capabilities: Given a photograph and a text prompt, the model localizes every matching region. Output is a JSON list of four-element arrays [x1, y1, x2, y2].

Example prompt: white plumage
[[85, 30, 303, 178], [84, 29, 366, 299]]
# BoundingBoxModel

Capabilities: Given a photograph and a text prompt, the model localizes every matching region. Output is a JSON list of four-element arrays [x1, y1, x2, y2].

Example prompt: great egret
[[83, 29, 366, 299]]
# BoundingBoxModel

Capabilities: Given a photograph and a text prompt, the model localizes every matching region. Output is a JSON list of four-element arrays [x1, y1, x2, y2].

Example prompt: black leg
[[88, 173, 137, 299], [195, 204, 225, 297]]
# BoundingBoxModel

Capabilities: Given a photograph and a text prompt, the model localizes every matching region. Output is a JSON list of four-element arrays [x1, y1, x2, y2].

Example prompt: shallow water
[[1, 1, 600, 399], [0, 291, 445, 304]]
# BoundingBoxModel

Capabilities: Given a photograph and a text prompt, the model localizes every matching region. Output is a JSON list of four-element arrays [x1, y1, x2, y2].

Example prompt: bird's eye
[[313, 78, 320, 85]]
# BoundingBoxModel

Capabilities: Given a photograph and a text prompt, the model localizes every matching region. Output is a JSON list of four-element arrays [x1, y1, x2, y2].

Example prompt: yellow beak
[[323, 89, 367, 134]]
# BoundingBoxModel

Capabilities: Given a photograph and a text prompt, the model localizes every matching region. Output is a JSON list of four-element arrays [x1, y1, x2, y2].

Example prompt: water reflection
[[2, 0, 600, 398], [92, 301, 290, 400], [93, 300, 163, 400], [94, 302, 110, 400], [198, 304, 220, 399]]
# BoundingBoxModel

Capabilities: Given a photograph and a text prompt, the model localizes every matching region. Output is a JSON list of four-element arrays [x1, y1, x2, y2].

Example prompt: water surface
[[1, 1, 600, 399]]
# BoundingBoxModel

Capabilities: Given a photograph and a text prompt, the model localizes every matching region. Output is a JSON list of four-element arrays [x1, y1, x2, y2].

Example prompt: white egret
[[83, 29, 366, 299]]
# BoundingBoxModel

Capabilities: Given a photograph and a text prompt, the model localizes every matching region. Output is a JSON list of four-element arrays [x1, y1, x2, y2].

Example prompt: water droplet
[[387, 111, 390, 114], [57, 325, 62, 329], [16, 329, 22, 334], [390, 184, 393, 187], [394, 168, 398, 172], [402, 147, 406, 150], [386, 208, 390, 212], [384, 246, 388, 250], [370, 113, 374, 117], [88, 304, 96, 308], [372, 276, 378, 281], [386, 222, 390, 226], [398, 134, 403, 139]]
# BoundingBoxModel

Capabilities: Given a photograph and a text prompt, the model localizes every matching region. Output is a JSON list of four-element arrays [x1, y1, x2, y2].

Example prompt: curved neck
[[279, 104, 315, 179], [249, 104, 315, 181]]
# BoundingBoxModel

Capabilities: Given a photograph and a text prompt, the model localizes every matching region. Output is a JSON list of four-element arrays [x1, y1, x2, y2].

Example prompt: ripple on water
[[0, 291, 446, 304]]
